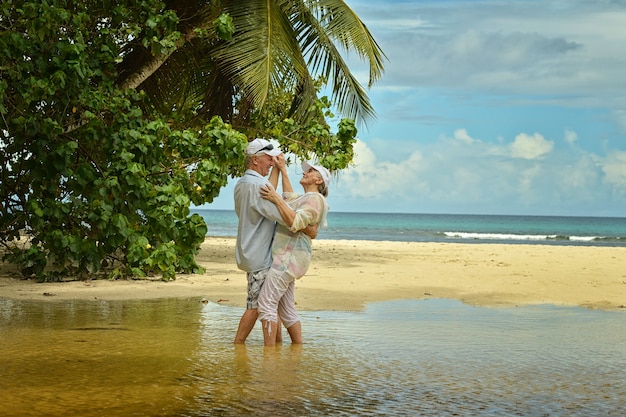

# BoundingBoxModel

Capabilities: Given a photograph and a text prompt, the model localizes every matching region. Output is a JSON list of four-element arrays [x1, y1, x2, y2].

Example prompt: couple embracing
[[233, 138, 330, 347]]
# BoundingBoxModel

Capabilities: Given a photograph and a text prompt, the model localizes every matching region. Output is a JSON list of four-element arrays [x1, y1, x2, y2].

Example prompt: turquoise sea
[[194, 209, 626, 246]]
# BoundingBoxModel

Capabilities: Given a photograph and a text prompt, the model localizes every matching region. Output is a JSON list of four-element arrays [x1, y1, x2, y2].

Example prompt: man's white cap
[[302, 161, 331, 187], [245, 138, 281, 157]]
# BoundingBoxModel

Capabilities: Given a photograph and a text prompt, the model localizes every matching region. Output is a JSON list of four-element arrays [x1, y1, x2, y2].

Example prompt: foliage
[[0, 0, 382, 281], [247, 80, 357, 171], [130, 0, 386, 131]]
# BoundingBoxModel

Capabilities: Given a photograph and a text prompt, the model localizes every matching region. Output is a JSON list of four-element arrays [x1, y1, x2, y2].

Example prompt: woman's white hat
[[301, 161, 330, 187]]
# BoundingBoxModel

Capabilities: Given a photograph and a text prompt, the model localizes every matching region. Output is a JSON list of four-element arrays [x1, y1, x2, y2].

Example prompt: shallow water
[[0, 298, 624, 416]]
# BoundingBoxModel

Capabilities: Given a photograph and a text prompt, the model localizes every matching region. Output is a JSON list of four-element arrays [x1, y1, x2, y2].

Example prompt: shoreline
[[1, 237, 625, 311]]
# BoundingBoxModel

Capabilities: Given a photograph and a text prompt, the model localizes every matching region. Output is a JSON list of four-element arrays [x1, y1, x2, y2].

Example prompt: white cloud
[[341, 140, 427, 200], [612, 108, 626, 132], [325, 129, 626, 215], [510, 133, 554, 160], [602, 151, 626, 189], [564, 129, 578, 145], [453, 128, 476, 143], [516, 164, 542, 195]]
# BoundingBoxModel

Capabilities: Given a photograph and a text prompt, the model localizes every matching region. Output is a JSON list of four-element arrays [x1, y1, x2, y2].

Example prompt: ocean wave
[[443, 232, 618, 242], [568, 236, 598, 242]]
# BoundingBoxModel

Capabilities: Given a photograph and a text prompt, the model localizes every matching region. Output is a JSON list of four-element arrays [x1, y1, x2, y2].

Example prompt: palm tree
[[116, 0, 386, 128]]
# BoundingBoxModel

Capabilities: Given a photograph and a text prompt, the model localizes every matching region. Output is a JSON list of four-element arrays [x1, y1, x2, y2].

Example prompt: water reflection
[[0, 298, 203, 417], [1, 298, 624, 416]]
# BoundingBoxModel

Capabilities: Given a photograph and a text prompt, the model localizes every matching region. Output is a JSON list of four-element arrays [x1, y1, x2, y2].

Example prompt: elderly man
[[233, 138, 317, 344]]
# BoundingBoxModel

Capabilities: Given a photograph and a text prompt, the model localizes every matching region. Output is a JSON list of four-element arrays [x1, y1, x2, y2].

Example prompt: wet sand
[[1, 237, 625, 311]]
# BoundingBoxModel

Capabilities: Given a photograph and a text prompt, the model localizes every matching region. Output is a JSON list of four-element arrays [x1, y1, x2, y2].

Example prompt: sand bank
[[1, 238, 625, 311]]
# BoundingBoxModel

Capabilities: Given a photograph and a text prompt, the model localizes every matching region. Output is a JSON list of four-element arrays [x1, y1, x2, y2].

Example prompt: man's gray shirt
[[234, 170, 285, 272]]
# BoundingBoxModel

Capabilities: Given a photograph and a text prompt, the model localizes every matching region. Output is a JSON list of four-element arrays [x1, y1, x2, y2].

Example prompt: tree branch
[[64, 29, 200, 134]]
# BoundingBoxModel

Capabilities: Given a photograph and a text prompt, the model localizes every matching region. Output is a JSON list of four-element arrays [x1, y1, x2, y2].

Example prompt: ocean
[[194, 209, 626, 247]]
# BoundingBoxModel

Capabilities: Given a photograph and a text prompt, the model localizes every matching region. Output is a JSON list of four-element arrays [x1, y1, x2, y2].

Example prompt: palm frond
[[117, 0, 385, 127], [291, 0, 387, 123], [309, 0, 385, 84], [214, 0, 311, 111]]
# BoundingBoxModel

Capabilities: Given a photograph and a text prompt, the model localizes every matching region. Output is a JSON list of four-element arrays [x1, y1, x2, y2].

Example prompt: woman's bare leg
[[262, 319, 279, 346]]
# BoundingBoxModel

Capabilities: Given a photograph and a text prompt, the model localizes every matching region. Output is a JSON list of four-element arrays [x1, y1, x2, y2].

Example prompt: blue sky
[[208, 0, 626, 217]]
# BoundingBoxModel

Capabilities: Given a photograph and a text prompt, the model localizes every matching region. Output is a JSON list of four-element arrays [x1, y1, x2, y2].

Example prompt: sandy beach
[[1, 237, 625, 311]]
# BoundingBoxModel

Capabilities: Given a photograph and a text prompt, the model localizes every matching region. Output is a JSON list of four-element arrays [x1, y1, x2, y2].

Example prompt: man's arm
[[302, 223, 318, 239]]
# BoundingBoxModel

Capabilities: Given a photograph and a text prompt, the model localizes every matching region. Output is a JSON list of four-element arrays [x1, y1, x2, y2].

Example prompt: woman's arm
[[260, 184, 296, 226], [269, 154, 294, 193], [260, 185, 320, 239], [279, 160, 294, 193], [268, 154, 283, 189]]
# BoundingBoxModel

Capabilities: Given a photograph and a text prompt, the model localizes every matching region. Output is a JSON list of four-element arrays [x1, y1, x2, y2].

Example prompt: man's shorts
[[246, 267, 270, 309]]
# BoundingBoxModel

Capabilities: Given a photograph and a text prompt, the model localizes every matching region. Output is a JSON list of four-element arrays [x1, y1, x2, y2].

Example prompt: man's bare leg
[[234, 308, 258, 344]]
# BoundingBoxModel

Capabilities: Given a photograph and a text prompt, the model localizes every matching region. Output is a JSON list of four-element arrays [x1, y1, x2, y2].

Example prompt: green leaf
[[214, 13, 234, 41]]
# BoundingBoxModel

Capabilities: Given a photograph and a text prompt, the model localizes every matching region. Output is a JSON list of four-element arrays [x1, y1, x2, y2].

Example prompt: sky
[[207, 0, 626, 217]]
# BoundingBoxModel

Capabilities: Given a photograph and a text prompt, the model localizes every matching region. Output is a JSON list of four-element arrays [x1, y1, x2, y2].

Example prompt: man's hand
[[302, 223, 319, 239]]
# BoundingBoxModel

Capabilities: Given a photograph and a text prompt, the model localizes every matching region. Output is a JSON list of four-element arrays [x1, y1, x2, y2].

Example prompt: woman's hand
[[273, 154, 287, 172], [260, 184, 281, 203]]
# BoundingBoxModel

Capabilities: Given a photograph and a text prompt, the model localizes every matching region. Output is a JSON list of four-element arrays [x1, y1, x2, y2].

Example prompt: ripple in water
[[1, 298, 624, 416], [189, 299, 626, 417]]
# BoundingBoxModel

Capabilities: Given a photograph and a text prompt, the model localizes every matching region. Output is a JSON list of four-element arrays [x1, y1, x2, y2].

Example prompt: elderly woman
[[257, 157, 330, 346]]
